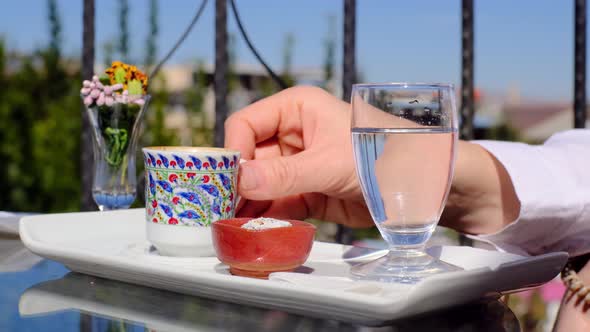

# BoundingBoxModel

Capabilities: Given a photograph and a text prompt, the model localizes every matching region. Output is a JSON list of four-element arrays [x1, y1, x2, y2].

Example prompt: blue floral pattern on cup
[[142, 150, 239, 227]]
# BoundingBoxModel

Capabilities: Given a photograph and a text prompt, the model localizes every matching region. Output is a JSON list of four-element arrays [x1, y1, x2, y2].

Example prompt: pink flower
[[151, 200, 157, 208], [203, 175, 210, 183], [172, 197, 180, 205], [168, 218, 178, 225], [169, 174, 178, 182]]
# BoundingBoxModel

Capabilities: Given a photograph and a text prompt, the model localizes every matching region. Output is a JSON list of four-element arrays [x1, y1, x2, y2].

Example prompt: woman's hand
[[224, 86, 373, 227]]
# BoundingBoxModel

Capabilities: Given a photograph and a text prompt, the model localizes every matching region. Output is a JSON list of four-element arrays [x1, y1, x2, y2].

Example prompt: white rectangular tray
[[19, 209, 567, 325]]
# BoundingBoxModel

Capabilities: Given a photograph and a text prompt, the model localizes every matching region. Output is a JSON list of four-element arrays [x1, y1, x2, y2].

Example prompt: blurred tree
[[484, 123, 521, 142], [0, 53, 34, 210], [256, 33, 296, 99], [44, 0, 67, 100], [0, 39, 7, 209], [139, 0, 175, 148], [0, 40, 4, 86], [31, 74, 81, 211], [186, 61, 212, 146], [144, 74, 177, 147], [118, 0, 129, 62], [227, 33, 239, 93], [145, 0, 158, 68], [103, 40, 115, 67], [281, 32, 295, 87], [47, 0, 61, 54], [258, 76, 275, 98], [0, 1, 82, 212], [322, 15, 336, 92], [34, 0, 81, 211]]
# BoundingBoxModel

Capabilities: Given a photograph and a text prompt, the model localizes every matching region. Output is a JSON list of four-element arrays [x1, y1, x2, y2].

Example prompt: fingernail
[[239, 162, 258, 191]]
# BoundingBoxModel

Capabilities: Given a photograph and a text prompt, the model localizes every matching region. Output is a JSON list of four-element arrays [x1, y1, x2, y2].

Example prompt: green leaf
[[99, 74, 110, 85], [114, 67, 126, 84], [127, 79, 143, 95]]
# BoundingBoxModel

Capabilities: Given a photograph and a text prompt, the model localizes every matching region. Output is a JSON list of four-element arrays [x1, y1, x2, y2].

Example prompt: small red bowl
[[212, 218, 316, 279]]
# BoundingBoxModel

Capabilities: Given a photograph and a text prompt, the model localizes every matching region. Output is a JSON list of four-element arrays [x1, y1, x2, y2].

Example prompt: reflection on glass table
[[18, 269, 521, 332], [0, 237, 42, 273], [0, 234, 523, 331]]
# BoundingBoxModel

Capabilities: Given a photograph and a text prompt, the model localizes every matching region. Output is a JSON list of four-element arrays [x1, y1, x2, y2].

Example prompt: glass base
[[350, 249, 462, 284], [93, 191, 136, 211]]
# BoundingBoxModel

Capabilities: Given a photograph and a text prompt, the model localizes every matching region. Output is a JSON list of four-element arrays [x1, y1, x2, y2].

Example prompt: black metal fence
[[80, 0, 588, 240], [575, 0, 587, 129]]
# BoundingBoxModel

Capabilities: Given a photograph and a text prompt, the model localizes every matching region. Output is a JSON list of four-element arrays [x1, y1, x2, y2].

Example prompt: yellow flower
[[104, 61, 149, 93]]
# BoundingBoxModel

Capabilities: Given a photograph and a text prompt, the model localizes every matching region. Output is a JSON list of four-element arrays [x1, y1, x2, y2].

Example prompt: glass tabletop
[[0, 237, 520, 332]]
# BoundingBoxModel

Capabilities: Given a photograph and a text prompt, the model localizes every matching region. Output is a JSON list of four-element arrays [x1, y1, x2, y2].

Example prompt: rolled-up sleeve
[[468, 129, 590, 257]]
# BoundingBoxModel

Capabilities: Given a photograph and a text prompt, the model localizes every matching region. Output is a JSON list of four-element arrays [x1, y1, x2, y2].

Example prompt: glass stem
[[119, 155, 128, 186], [388, 245, 426, 256]]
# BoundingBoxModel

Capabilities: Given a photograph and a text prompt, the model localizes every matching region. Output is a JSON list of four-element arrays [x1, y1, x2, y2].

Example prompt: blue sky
[[0, 0, 580, 101]]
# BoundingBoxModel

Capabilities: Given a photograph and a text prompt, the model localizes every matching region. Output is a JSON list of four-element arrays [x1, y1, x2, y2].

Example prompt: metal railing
[[80, 1, 588, 242], [460, 0, 475, 140], [214, 0, 229, 147], [81, 0, 95, 211], [575, 0, 587, 128]]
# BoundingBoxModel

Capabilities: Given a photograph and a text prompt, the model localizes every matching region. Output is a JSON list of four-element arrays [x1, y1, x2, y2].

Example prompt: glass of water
[[350, 83, 460, 283]]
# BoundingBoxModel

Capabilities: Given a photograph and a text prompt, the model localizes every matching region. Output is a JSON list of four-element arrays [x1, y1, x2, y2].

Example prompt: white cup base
[[146, 221, 215, 257]]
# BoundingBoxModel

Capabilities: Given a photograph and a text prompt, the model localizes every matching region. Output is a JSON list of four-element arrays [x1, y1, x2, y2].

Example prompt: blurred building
[[503, 103, 585, 142], [473, 88, 589, 142], [139, 63, 333, 144]]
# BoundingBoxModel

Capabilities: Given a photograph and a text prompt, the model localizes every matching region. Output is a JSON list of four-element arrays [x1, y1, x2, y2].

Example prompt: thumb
[[238, 151, 325, 200]]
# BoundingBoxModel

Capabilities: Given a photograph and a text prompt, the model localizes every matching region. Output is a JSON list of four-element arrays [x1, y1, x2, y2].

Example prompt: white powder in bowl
[[241, 217, 292, 230]]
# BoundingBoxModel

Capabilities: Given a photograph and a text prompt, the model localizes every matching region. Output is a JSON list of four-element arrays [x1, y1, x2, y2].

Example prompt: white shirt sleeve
[[468, 129, 590, 257]]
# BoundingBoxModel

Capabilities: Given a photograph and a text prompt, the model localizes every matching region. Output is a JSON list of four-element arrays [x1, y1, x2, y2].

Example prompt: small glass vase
[[84, 96, 150, 211]]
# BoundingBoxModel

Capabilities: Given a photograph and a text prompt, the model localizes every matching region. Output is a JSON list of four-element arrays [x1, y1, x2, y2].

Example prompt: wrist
[[441, 141, 520, 235]]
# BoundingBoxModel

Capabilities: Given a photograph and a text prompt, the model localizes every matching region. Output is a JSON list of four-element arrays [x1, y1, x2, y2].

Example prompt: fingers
[[224, 86, 336, 159], [236, 197, 309, 221], [224, 88, 297, 159], [258, 196, 312, 221], [238, 150, 326, 200], [236, 200, 271, 218]]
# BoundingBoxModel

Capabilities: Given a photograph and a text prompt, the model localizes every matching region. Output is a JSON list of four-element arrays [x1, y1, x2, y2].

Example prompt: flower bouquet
[[82, 61, 150, 210]]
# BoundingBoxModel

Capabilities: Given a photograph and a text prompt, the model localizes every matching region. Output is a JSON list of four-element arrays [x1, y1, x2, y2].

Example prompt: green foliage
[[102, 41, 115, 68], [145, 0, 158, 68], [281, 33, 295, 87], [114, 67, 126, 84], [127, 79, 143, 95], [143, 74, 177, 146], [0, 38, 82, 212], [227, 33, 239, 93], [118, 0, 129, 62], [484, 123, 522, 141], [185, 61, 213, 146], [47, 0, 61, 54], [99, 74, 110, 85], [96, 103, 140, 167], [322, 15, 337, 91], [258, 78, 276, 98]]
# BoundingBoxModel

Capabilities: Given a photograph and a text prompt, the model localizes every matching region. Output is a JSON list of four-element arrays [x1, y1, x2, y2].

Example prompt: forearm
[[440, 141, 520, 235]]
